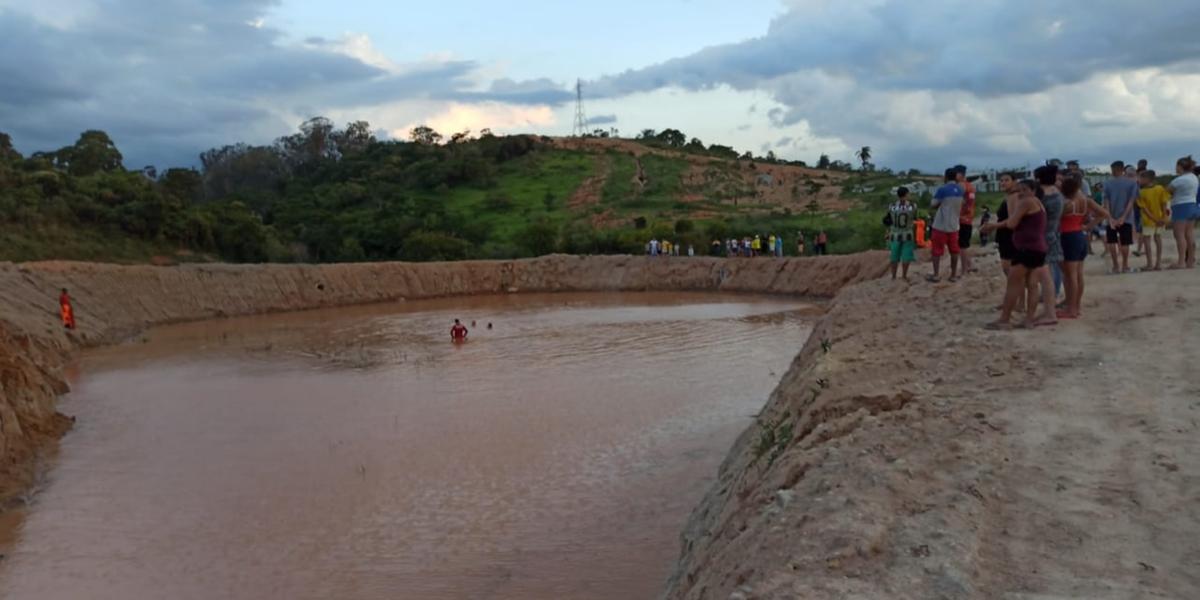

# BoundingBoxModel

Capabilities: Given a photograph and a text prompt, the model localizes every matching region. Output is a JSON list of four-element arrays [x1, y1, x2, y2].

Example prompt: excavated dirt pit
[[0, 292, 814, 600]]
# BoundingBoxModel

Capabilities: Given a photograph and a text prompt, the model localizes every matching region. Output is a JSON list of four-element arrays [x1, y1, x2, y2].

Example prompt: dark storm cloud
[[589, 0, 1200, 98], [0, 0, 570, 167]]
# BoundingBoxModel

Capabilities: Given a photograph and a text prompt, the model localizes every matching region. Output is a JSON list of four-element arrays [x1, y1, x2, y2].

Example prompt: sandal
[[925, 275, 940, 283]]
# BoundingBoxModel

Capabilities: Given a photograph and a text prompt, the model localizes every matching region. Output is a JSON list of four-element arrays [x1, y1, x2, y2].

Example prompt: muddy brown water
[[0, 292, 815, 600]]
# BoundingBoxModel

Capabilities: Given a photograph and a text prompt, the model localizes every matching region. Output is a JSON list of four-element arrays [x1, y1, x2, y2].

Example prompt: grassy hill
[[0, 125, 929, 264]]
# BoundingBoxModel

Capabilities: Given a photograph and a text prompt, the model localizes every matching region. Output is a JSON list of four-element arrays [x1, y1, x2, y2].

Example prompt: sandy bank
[[664, 253, 1200, 598], [0, 252, 886, 505]]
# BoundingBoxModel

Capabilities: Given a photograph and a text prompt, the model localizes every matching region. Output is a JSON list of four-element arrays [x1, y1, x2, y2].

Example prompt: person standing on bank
[[884, 187, 918, 280], [927, 168, 964, 283], [1167, 155, 1199, 269], [1104, 160, 1139, 273]]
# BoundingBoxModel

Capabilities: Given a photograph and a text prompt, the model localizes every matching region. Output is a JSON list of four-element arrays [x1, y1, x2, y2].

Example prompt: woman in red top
[[1058, 175, 1112, 319]]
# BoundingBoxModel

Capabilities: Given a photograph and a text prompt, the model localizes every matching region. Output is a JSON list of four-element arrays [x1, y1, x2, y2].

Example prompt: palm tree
[[856, 146, 872, 171]]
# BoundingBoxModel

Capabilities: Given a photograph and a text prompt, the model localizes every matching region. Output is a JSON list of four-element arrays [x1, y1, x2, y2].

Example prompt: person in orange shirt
[[59, 288, 76, 330], [955, 165, 976, 275]]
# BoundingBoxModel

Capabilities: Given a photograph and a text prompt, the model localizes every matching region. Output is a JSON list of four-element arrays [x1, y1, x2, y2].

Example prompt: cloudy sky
[[2, 0, 1199, 171]]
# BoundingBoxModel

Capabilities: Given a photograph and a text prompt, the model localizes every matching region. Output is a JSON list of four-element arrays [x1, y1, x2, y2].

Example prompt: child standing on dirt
[[884, 187, 917, 280], [1136, 170, 1170, 271]]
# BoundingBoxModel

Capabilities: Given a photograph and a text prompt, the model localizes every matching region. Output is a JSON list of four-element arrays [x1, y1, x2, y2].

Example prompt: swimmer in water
[[451, 319, 469, 342], [487, 322, 493, 330]]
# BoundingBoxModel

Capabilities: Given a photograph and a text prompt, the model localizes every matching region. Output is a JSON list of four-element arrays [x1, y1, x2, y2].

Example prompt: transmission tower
[[572, 79, 590, 137]]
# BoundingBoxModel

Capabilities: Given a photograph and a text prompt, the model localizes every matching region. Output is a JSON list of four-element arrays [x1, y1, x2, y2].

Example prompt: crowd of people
[[645, 230, 830, 259], [882, 157, 1199, 330]]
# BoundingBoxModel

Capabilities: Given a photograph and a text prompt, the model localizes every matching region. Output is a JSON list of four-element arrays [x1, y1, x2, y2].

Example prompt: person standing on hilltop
[[775, 233, 783, 257], [768, 234, 776, 257], [59, 288, 76, 330], [884, 186, 917, 280], [796, 231, 805, 255], [815, 230, 828, 255], [955, 165, 977, 275], [450, 319, 469, 343], [927, 168, 964, 283]]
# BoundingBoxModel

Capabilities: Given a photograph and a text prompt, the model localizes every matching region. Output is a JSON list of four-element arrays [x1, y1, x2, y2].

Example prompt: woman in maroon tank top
[[981, 180, 1054, 329]]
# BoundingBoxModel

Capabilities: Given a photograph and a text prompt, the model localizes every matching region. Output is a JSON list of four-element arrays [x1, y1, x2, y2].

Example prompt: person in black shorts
[[993, 172, 1020, 309]]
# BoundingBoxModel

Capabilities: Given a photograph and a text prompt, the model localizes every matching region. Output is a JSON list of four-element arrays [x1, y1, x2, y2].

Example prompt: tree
[[332, 120, 374, 155], [856, 146, 872, 171], [0, 132, 21, 163], [655, 128, 686, 148], [765, 150, 777, 163], [521, 219, 559, 256], [637, 128, 657, 140], [817, 154, 831, 170], [410, 125, 443, 145], [674, 218, 694, 234], [59, 130, 124, 176]]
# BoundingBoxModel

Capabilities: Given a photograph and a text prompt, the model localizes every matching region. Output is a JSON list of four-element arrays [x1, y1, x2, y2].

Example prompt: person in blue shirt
[[928, 168, 964, 282]]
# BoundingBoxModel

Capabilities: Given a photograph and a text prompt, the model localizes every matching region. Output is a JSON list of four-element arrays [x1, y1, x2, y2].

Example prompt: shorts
[[1142, 224, 1165, 236], [1012, 248, 1047, 269], [930, 229, 960, 257], [958, 223, 974, 249], [889, 239, 915, 263], [1061, 231, 1088, 262], [1171, 202, 1200, 223], [1106, 222, 1134, 246], [1133, 206, 1143, 233], [996, 232, 1015, 261]]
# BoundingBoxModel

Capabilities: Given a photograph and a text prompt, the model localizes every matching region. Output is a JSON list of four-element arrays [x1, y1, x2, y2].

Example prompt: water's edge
[[0, 253, 888, 591]]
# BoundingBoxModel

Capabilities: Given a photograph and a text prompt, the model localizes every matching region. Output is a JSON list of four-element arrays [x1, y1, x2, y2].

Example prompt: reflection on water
[[0, 292, 814, 600]]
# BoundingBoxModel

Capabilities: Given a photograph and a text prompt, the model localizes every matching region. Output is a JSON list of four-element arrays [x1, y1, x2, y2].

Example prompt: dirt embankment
[[0, 252, 887, 505], [664, 255, 1200, 599]]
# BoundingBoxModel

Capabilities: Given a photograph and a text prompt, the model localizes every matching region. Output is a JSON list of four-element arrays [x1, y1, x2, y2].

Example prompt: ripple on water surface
[[0, 292, 815, 600]]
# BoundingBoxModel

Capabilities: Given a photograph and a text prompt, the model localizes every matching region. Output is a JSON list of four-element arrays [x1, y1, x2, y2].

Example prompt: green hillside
[[0, 121, 925, 264]]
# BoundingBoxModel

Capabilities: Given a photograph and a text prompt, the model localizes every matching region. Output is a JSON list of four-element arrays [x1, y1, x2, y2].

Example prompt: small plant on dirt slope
[[753, 417, 796, 467]]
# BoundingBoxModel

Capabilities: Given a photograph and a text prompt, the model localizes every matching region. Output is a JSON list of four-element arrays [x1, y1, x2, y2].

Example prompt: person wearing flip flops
[[981, 179, 1056, 330], [927, 168, 964, 283]]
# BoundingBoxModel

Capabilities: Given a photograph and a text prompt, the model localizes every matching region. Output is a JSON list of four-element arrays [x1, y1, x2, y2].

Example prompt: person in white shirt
[[1167, 155, 1199, 269]]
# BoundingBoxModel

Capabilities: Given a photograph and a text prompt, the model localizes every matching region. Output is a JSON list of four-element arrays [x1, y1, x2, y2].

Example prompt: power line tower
[[572, 79, 590, 137]]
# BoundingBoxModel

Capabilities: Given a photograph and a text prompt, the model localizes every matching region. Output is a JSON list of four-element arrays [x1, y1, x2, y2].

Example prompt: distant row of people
[[646, 231, 830, 259]]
